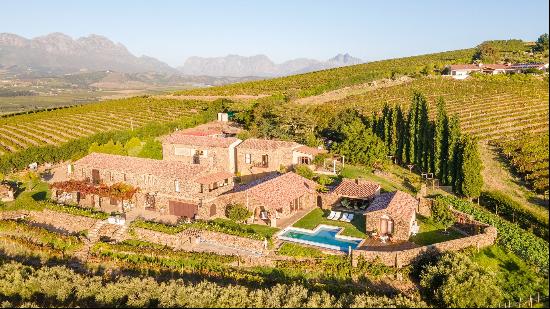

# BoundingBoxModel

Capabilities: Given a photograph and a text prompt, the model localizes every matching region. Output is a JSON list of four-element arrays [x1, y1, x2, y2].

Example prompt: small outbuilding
[[365, 190, 418, 241]]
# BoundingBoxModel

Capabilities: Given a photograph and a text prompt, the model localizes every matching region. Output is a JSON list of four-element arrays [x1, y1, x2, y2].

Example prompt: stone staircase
[[112, 223, 129, 242], [73, 220, 108, 260]]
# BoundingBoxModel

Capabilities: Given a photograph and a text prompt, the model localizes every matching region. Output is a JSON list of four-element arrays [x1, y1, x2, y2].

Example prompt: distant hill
[[178, 53, 364, 77], [0, 32, 177, 75]]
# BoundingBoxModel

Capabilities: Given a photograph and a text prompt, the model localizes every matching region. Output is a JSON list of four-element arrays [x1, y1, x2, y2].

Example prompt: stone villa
[[55, 125, 419, 233]]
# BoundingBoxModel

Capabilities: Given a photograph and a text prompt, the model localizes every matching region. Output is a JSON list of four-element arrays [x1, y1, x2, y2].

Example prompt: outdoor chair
[[260, 211, 269, 220], [327, 211, 337, 220], [332, 211, 342, 220], [339, 213, 349, 222], [345, 213, 354, 222]]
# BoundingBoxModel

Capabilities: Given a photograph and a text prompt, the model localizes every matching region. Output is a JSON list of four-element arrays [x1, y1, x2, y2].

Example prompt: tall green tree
[[447, 115, 461, 186], [417, 94, 430, 171], [395, 105, 407, 164], [434, 98, 448, 180], [331, 119, 388, 168], [535, 33, 549, 52], [458, 135, 483, 199], [406, 93, 421, 164]]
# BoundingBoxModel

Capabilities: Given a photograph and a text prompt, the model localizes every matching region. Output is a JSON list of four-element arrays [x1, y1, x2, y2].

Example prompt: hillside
[[175, 49, 476, 97], [0, 97, 205, 155]]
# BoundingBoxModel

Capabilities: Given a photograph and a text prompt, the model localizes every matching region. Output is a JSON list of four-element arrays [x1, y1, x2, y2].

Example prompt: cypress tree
[[417, 94, 430, 171], [448, 115, 462, 188], [458, 135, 483, 199], [395, 105, 406, 164], [389, 107, 398, 156], [407, 94, 420, 164], [434, 98, 448, 179]]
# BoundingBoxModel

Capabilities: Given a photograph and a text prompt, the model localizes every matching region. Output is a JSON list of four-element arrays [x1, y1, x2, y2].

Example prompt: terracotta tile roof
[[74, 153, 207, 180], [294, 145, 327, 156], [449, 64, 481, 70], [244, 172, 318, 210], [331, 178, 380, 199], [366, 191, 418, 222], [179, 129, 223, 137], [237, 138, 299, 151], [163, 132, 240, 148], [483, 64, 510, 70], [195, 171, 234, 185]]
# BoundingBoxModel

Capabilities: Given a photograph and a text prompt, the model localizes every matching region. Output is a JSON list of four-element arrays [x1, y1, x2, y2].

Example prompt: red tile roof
[[366, 191, 418, 222], [244, 172, 318, 210], [294, 145, 327, 156], [163, 132, 240, 148], [449, 64, 481, 70], [237, 138, 299, 151], [74, 153, 207, 180], [195, 171, 234, 185], [180, 129, 223, 137], [331, 178, 380, 199]]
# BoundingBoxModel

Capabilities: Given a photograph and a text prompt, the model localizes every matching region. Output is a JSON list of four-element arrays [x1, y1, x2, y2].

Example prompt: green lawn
[[293, 208, 366, 238], [410, 215, 463, 246], [472, 245, 549, 305]]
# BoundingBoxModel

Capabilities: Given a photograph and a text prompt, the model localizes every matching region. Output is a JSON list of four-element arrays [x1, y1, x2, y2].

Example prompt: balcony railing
[[252, 161, 268, 168]]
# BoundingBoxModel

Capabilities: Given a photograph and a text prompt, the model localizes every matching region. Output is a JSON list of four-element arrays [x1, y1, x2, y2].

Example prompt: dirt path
[[479, 142, 548, 221], [158, 94, 269, 101], [293, 76, 414, 105]]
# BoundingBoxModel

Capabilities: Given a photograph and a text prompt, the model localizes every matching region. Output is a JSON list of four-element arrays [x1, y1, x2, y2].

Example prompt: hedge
[[436, 195, 549, 272]]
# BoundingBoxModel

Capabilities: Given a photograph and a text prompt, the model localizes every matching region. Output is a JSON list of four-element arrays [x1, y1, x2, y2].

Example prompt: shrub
[[225, 203, 252, 223], [420, 251, 503, 308], [430, 199, 455, 231], [294, 164, 314, 180]]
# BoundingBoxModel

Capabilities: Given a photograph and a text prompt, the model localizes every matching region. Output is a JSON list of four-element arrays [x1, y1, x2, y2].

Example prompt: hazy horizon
[[1, 0, 548, 67]]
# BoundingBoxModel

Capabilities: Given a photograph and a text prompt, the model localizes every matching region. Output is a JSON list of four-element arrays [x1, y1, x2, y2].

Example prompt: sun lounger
[[327, 211, 337, 220], [345, 213, 354, 222], [332, 211, 342, 220], [339, 213, 349, 222]]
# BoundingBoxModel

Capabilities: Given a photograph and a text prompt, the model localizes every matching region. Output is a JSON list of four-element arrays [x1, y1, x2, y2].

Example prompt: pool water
[[278, 225, 362, 252]]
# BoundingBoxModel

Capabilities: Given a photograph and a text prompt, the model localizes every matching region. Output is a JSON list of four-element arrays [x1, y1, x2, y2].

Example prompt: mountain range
[[0, 32, 364, 77], [178, 53, 364, 77]]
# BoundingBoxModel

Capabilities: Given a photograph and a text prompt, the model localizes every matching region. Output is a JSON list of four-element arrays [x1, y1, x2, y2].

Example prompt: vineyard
[[299, 76, 549, 142], [0, 97, 206, 155], [175, 48, 475, 97]]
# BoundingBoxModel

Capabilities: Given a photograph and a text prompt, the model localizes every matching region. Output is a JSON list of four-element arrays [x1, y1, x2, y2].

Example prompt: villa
[[364, 190, 419, 241], [446, 62, 549, 79], [65, 152, 234, 220]]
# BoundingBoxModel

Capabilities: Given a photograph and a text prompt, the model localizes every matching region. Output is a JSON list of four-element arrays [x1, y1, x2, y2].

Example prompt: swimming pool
[[278, 225, 363, 252]]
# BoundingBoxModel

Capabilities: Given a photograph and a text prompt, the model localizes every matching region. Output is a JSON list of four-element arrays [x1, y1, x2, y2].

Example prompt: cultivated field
[[0, 97, 204, 155]]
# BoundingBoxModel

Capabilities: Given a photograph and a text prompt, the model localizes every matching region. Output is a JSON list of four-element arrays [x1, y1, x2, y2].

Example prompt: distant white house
[[446, 62, 548, 79]]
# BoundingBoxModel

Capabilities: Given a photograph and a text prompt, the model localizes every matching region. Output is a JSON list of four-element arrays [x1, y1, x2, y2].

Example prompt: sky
[[1, 0, 548, 67]]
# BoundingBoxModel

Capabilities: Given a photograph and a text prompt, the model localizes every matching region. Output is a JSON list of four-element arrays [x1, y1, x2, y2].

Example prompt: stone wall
[[352, 207, 497, 268], [130, 226, 266, 254], [162, 143, 235, 173], [129, 227, 194, 249], [28, 209, 98, 234], [417, 197, 432, 217], [236, 147, 295, 177]]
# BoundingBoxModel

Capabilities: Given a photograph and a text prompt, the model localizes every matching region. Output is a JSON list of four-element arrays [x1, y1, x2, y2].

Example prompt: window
[[245, 153, 252, 164], [300, 157, 311, 164], [175, 180, 180, 192]]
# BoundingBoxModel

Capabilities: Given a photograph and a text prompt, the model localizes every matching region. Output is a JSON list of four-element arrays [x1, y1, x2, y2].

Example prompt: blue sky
[[1, 0, 548, 66]]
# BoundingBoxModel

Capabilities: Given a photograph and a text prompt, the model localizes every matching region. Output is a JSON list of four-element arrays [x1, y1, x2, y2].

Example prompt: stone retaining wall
[[28, 209, 98, 234], [129, 226, 266, 254], [351, 207, 497, 268]]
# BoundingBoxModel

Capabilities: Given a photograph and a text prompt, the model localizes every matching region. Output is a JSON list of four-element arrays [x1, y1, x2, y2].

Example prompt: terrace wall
[[129, 226, 267, 254], [351, 208, 497, 268], [28, 209, 98, 234]]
